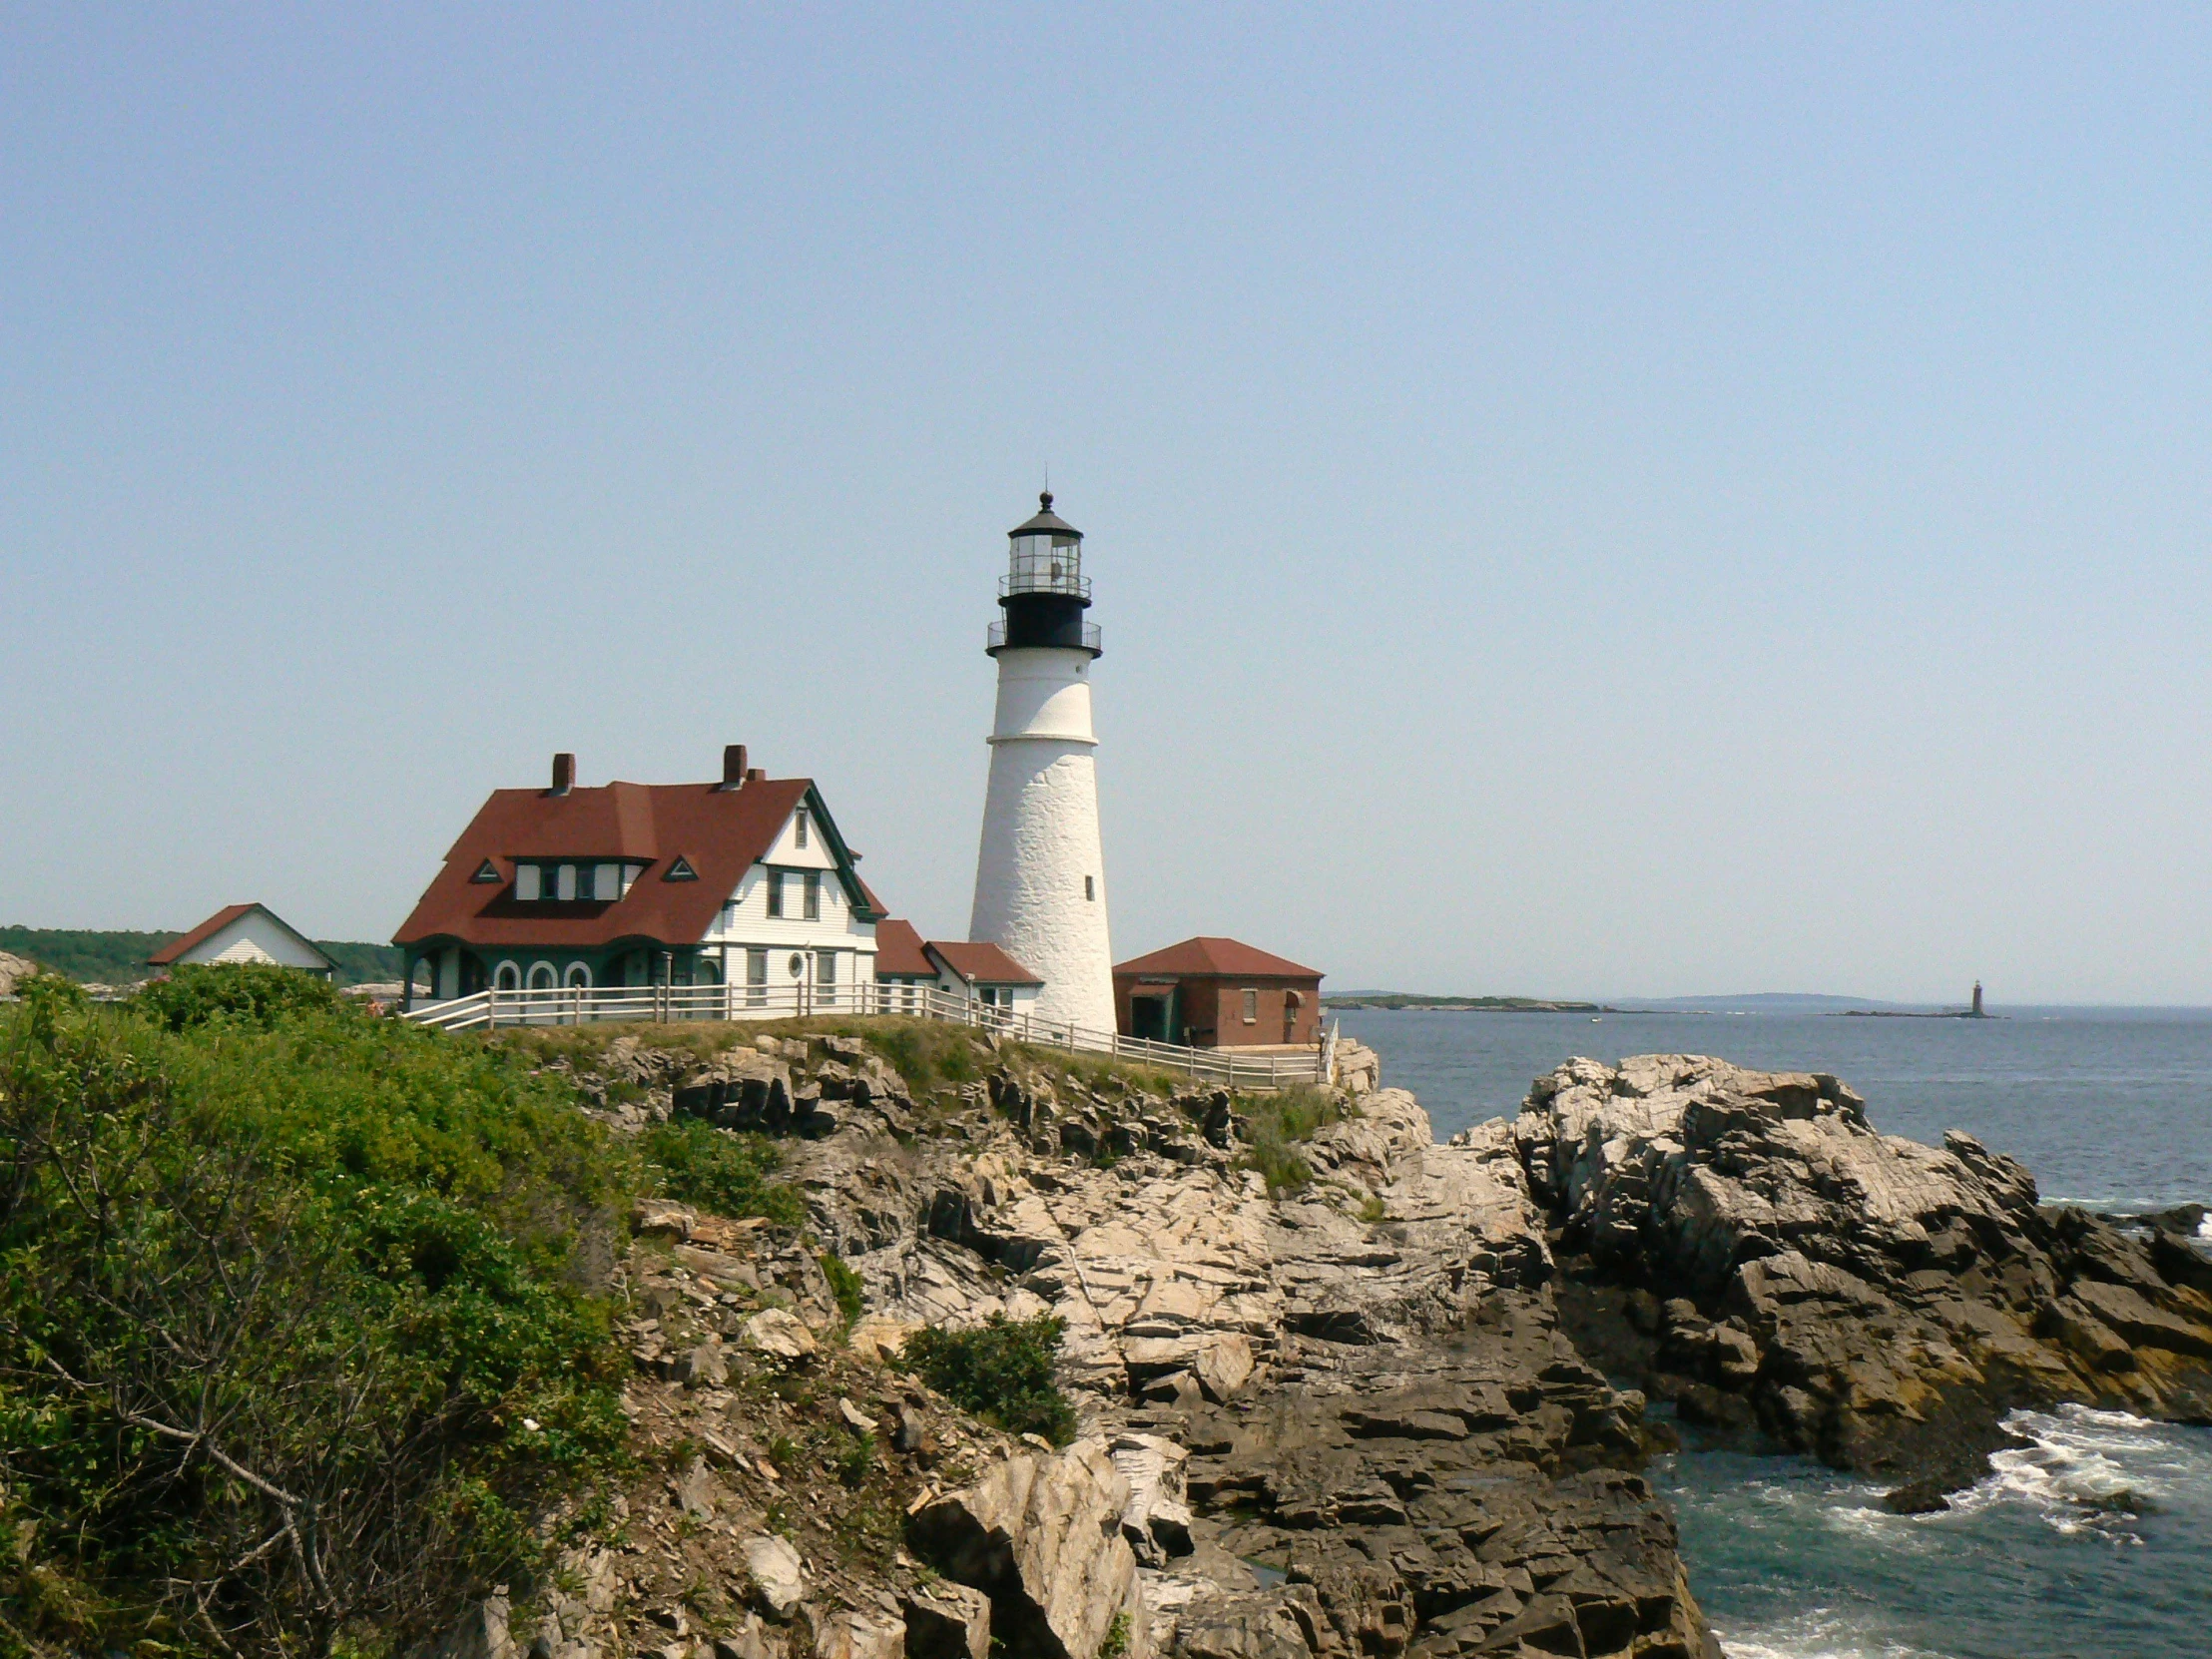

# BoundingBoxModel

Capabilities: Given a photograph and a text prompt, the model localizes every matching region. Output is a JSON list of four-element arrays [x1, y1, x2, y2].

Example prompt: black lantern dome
[[988, 492, 1102, 657]]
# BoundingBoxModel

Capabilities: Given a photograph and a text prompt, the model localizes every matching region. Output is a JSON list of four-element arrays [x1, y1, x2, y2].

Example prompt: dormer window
[[515, 864, 542, 901], [472, 858, 503, 883], [666, 855, 699, 881], [795, 810, 810, 849], [555, 863, 578, 901]]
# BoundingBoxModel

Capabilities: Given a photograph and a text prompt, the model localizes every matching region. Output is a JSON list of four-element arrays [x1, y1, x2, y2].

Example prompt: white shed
[[149, 904, 335, 979]]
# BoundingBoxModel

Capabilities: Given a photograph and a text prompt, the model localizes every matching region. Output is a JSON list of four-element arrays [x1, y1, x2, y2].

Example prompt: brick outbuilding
[[1113, 936, 1324, 1048]]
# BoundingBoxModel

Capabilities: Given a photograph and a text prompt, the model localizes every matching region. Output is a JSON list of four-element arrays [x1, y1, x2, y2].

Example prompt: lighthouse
[[968, 492, 1116, 1032]]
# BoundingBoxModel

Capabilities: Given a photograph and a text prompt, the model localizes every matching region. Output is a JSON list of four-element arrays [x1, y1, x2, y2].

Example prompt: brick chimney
[[549, 752, 575, 796], [720, 744, 748, 791]]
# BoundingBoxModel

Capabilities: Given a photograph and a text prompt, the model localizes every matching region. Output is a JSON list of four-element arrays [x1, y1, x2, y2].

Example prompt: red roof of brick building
[[1113, 936, 1322, 979]]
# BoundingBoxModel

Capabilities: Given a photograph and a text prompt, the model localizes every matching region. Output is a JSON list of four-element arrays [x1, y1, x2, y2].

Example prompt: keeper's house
[[394, 746, 883, 1008]]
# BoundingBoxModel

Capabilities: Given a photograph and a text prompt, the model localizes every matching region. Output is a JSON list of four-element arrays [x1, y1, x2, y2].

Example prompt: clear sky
[[3, 6, 2208, 1002]]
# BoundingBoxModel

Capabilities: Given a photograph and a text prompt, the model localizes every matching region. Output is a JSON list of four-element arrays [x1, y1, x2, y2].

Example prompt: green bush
[[0, 994, 631, 1657], [642, 1116, 805, 1227], [819, 1252, 865, 1328], [133, 960, 348, 1032], [899, 1315, 1077, 1446]]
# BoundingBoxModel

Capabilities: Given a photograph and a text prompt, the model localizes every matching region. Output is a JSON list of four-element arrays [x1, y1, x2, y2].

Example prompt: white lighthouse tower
[[968, 492, 1116, 1032]]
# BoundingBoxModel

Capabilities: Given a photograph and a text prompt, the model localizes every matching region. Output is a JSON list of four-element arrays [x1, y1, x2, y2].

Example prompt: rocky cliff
[[1504, 1054, 2212, 1504], [487, 1034, 2212, 1659]]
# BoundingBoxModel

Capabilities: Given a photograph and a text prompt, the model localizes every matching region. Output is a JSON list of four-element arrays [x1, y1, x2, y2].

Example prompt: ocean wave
[[1944, 1403, 2202, 1540], [1712, 1608, 1948, 1659]]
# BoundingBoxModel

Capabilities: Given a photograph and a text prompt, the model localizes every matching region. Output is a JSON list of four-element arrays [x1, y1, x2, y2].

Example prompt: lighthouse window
[[766, 870, 785, 917], [1085, 875, 1096, 901], [803, 871, 822, 920], [795, 810, 810, 849]]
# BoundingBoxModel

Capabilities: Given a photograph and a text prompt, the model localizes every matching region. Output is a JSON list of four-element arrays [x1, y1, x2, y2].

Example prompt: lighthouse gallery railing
[[402, 980, 1333, 1090]]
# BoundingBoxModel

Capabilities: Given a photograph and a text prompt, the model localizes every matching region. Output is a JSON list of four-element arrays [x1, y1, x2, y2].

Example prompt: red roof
[[1113, 936, 1323, 980], [394, 775, 881, 949], [149, 903, 331, 969], [926, 940, 1043, 986], [873, 918, 936, 978]]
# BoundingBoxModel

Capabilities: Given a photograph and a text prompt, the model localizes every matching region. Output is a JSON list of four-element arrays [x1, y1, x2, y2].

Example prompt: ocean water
[[1333, 1007, 2212, 1659], [1657, 1406, 2212, 1659]]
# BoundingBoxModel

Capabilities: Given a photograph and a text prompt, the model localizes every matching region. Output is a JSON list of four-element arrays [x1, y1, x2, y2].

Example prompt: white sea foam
[[2198, 1213, 2211, 1240], [1947, 1403, 2195, 1539], [1713, 1608, 1946, 1659]]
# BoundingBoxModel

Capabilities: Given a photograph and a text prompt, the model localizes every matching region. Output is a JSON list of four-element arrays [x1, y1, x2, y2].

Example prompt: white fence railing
[[401, 980, 1334, 1090]]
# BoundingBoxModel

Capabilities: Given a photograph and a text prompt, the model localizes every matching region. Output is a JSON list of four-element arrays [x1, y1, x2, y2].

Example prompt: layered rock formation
[[1503, 1055, 2212, 1499], [492, 1031, 2212, 1659], [774, 1057, 1719, 1659]]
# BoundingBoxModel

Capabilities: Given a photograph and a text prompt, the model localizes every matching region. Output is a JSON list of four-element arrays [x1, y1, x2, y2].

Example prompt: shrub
[[836, 1432, 875, 1489], [133, 961, 348, 1031], [819, 1252, 865, 1328], [899, 1315, 1077, 1446], [0, 994, 631, 1657], [642, 1116, 805, 1227]]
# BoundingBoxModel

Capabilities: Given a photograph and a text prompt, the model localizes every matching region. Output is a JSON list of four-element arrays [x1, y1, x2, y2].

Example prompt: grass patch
[[899, 1314, 1078, 1446], [1235, 1084, 1352, 1197], [641, 1115, 805, 1227]]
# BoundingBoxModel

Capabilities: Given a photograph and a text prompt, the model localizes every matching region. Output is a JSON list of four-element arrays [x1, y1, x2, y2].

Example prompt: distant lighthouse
[[968, 493, 1116, 1032]]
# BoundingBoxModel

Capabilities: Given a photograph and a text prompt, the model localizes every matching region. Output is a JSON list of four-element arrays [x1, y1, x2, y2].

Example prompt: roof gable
[[1113, 936, 1323, 980], [150, 903, 334, 970]]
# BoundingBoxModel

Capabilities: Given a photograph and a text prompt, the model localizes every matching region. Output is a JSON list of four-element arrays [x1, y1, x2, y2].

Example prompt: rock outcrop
[[1505, 1054, 2212, 1496]]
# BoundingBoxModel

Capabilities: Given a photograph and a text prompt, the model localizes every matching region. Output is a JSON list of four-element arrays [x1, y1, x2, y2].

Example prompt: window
[[747, 948, 768, 1007], [1085, 874, 1096, 901], [803, 871, 822, 920], [528, 962, 556, 990], [666, 855, 698, 881], [766, 870, 785, 917], [556, 863, 578, 901], [595, 862, 620, 900], [817, 949, 836, 996], [1242, 988, 1259, 1024], [795, 810, 810, 848], [494, 961, 521, 991], [620, 863, 642, 897], [566, 962, 592, 989], [471, 858, 502, 883], [514, 864, 542, 901]]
